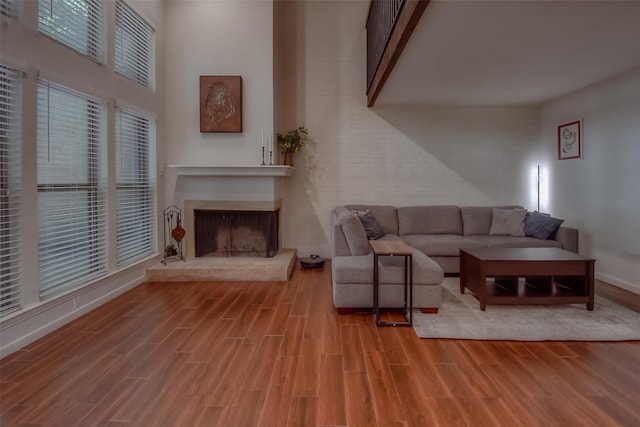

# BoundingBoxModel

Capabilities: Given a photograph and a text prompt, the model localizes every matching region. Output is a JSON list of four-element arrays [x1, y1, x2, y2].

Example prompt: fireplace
[[194, 209, 278, 258], [183, 199, 283, 260], [154, 167, 295, 280]]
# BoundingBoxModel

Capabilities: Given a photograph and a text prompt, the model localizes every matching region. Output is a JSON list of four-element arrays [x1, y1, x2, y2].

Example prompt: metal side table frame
[[370, 240, 413, 327]]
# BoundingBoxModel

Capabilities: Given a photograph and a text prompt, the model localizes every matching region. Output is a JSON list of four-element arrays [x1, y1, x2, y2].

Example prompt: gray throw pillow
[[524, 211, 564, 240], [489, 208, 527, 236], [337, 208, 370, 256], [352, 209, 384, 240]]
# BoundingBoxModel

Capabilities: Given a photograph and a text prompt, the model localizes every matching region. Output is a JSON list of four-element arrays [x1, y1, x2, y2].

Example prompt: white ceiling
[[375, 0, 640, 106]]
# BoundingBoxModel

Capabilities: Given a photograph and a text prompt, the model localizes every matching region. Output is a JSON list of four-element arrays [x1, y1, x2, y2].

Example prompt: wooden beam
[[367, 0, 430, 107]]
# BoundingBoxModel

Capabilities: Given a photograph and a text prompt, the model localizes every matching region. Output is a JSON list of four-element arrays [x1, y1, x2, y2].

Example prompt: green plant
[[276, 126, 309, 154]]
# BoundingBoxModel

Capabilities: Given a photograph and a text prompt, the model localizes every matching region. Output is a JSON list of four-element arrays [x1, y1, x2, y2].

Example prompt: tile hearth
[[145, 249, 297, 282]]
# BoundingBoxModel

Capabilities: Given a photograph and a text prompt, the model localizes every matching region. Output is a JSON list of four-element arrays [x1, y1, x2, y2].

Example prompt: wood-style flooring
[[1, 265, 639, 426]]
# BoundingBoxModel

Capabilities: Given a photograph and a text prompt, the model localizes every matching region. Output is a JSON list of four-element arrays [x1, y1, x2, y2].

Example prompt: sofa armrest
[[553, 226, 578, 253]]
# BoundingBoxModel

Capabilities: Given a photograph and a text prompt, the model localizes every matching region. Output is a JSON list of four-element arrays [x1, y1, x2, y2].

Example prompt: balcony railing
[[366, 0, 406, 91], [365, 0, 429, 106]]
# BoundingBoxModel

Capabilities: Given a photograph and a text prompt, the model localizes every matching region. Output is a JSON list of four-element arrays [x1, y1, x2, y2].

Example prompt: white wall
[[540, 68, 640, 293], [0, 0, 166, 357], [279, 0, 540, 257], [163, 0, 275, 205]]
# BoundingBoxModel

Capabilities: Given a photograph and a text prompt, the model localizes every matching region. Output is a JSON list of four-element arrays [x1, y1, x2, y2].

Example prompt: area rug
[[412, 278, 640, 341]]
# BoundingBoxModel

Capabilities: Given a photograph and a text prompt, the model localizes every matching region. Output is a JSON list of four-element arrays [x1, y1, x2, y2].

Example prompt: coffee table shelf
[[486, 277, 588, 302]]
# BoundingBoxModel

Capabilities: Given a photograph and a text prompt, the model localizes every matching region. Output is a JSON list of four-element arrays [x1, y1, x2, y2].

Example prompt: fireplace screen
[[194, 209, 279, 258]]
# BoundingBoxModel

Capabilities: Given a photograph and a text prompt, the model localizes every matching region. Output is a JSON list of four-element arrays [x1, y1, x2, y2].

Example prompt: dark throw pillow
[[352, 209, 385, 240], [524, 211, 564, 240]]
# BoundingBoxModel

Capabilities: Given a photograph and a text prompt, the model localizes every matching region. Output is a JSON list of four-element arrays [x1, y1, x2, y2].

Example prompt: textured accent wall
[[278, 0, 540, 257]]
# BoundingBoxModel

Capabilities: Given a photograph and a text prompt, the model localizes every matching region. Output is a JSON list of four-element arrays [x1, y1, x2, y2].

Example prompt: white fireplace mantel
[[169, 164, 293, 204], [169, 165, 295, 177]]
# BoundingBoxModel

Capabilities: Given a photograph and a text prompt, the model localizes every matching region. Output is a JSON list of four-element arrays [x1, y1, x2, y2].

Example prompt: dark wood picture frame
[[557, 120, 581, 160], [199, 76, 242, 132]]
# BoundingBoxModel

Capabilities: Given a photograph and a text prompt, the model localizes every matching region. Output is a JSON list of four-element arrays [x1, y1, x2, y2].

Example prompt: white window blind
[[38, 0, 104, 62], [1, 0, 19, 19], [115, 0, 155, 88], [0, 64, 22, 317], [37, 81, 107, 298], [116, 107, 156, 267]]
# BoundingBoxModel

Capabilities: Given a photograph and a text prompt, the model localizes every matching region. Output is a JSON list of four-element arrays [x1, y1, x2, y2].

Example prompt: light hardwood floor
[[1, 264, 639, 426]]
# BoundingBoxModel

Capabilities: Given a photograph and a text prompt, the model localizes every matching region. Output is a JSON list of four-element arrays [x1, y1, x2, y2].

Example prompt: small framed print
[[558, 120, 581, 160], [200, 76, 242, 132]]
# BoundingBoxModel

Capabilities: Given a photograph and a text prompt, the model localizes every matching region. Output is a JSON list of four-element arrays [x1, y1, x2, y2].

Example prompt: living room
[[1, 0, 639, 359], [1, 0, 640, 425], [168, 0, 639, 292]]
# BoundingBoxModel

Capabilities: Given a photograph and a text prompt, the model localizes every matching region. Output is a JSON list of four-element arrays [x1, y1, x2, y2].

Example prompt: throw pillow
[[489, 208, 527, 236], [352, 209, 385, 240], [337, 208, 370, 256], [524, 211, 564, 240]]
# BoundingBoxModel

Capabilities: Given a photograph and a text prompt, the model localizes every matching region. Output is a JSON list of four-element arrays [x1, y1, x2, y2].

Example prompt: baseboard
[[596, 272, 640, 295], [0, 273, 146, 358]]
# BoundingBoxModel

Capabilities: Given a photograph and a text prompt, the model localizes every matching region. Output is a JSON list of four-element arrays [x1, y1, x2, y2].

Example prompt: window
[[1, 0, 19, 19], [0, 65, 22, 317], [115, 0, 155, 88], [37, 81, 107, 298], [38, 0, 104, 62], [116, 107, 156, 267]]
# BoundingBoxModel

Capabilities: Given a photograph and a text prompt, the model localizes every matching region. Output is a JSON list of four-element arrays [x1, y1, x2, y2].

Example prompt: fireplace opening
[[194, 209, 279, 258]]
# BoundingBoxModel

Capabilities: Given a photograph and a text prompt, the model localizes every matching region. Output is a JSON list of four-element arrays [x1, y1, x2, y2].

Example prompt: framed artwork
[[557, 120, 581, 160], [200, 76, 242, 132]]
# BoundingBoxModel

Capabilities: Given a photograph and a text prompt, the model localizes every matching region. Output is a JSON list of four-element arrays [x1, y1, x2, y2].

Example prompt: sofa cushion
[[346, 205, 398, 235], [524, 211, 565, 240], [461, 205, 523, 236], [401, 234, 485, 257], [336, 207, 370, 256], [332, 220, 351, 257], [468, 235, 563, 249], [398, 205, 462, 235], [489, 208, 527, 236]]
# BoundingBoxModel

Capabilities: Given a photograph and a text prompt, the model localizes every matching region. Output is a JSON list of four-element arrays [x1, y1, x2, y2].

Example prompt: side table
[[369, 240, 413, 327]]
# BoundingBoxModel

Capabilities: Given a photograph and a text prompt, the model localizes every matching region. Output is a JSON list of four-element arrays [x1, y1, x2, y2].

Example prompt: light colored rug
[[412, 278, 640, 341]]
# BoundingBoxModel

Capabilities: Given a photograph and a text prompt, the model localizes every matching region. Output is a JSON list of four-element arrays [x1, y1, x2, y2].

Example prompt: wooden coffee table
[[459, 247, 595, 311]]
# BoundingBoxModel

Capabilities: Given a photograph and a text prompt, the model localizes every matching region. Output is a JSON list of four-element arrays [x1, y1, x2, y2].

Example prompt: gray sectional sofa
[[331, 204, 578, 311]]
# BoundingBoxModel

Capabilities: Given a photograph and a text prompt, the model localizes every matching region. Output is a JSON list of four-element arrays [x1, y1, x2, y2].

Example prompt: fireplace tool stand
[[162, 205, 185, 264]]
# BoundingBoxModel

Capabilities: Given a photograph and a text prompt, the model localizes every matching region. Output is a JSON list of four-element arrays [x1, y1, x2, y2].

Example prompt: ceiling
[[375, 0, 640, 107]]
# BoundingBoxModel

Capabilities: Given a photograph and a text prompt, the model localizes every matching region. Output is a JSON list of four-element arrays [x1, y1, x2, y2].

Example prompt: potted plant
[[276, 126, 309, 166]]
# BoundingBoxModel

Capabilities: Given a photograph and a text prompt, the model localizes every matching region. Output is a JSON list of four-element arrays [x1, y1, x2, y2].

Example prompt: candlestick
[[269, 149, 273, 165], [261, 146, 266, 165]]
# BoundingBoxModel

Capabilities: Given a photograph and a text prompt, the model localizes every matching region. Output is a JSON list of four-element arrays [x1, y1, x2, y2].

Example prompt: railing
[[366, 0, 406, 91]]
